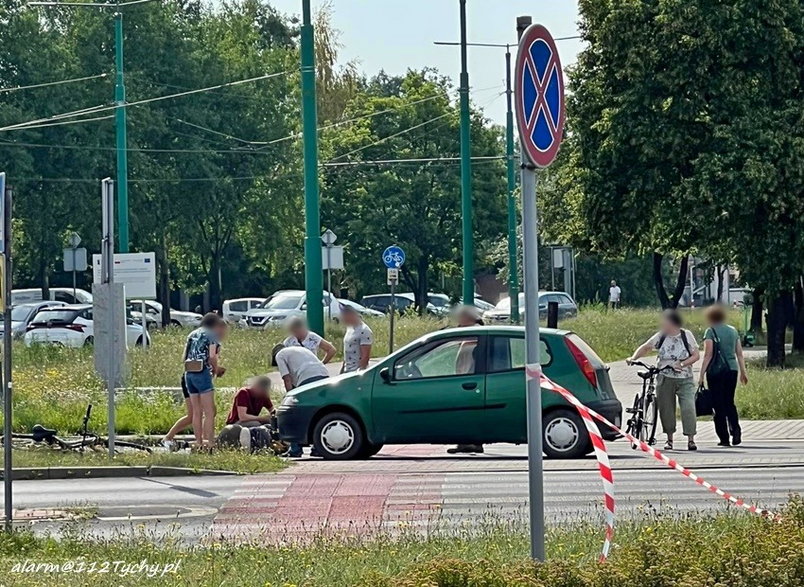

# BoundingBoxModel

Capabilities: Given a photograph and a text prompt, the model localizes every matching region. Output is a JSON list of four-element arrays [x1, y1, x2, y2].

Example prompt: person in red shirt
[[225, 376, 274, 427]]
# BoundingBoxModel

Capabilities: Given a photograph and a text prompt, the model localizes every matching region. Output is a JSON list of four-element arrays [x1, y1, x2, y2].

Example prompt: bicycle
[[0, 404, 152, 455], [624, 360, 676, 448]]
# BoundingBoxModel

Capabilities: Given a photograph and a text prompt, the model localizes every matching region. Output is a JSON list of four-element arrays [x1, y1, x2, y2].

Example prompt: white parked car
[[23, 305, 150, 348], [11, 287, 93, 305], [130, 299, 203, 328], [222, 297, 265, 324], [244, 290, 341, 328]]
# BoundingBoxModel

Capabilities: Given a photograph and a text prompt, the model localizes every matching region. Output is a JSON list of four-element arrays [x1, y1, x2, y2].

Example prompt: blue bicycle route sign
[[382, 245, 405, 269], [514, 24, 565, 168]]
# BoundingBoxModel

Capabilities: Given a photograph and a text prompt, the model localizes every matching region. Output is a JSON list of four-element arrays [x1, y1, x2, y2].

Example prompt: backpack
[[656, 329, 692, 357], [707, 327, 732, 377]]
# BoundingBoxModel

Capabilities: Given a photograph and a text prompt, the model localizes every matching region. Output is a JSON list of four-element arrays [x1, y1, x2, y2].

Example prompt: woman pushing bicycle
[[628, 310, 700, 451]]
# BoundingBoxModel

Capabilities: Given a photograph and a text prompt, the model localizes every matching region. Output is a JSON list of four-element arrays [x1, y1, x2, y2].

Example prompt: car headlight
[[281, 395, 298, 406], [269, 315, 287, 321]]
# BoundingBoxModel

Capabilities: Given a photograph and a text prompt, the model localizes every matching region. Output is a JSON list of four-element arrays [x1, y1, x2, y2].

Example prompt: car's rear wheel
[[312, 412, 364, 460], [83, 336, 94, 347], [542, 409, 591, 459]]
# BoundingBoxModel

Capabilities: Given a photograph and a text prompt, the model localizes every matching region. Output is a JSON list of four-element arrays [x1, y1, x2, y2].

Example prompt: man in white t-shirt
[[282, 317, 336, 363], [608, 280, 622, 309], [273, 345, 330, 391]]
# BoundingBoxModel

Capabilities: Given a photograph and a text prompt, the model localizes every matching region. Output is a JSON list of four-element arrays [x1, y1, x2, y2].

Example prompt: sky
[[270, 1, 584, 125]]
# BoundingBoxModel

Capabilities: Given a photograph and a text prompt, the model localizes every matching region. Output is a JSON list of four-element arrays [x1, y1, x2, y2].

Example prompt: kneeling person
[[223, 376, 274, 451]]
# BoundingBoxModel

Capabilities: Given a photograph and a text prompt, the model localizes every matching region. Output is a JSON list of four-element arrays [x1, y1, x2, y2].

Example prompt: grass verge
[[1, 499, 803, 585], [6, 448, 286, 475]]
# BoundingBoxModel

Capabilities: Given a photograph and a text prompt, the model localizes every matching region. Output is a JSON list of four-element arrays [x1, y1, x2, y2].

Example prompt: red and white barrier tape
[[525, 364, 776, 560], [526, 364, 614, 560]]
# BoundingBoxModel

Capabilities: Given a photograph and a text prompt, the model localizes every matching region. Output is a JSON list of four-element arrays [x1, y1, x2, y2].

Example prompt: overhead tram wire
[[0, 73, 108, 94], [0, 71, 290, 132], [1, 114, 113, 131]]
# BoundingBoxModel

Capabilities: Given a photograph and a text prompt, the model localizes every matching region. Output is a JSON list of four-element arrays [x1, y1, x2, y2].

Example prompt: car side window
[[488, 336, 552, 373], [559, 294, 573, 305], [53, 291, 73, 303], [394, 337, 480, 380]]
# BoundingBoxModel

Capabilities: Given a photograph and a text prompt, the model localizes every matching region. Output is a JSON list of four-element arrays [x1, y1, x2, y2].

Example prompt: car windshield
[[11, 306, 32, 321], [31, 309, 78, 324], [264, 295, 303, 311]]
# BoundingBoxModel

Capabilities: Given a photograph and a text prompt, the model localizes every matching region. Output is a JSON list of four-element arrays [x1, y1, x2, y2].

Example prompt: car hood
[[172, 310, 202, 319], [285, 369, 368, 399], [245, 309, 294, 318]]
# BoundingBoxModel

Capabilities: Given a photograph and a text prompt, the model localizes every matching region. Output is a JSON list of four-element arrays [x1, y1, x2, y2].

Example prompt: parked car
[[426, 293, 495, 316], [359, 293, 437, 315], [484, 291, 578, 323], [222, 297, 265, 324], [11, 287, 93, 305], [277, 325, 621, 460], [129, 299, 203, 328], [23, 304, 150, 348], [2, 301, 68, 339], [244, 290, 341, 328], [337, 298, 385, 318]]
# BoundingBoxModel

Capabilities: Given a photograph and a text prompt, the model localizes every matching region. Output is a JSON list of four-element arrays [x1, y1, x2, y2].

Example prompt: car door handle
[[462, 382, 478, 390]]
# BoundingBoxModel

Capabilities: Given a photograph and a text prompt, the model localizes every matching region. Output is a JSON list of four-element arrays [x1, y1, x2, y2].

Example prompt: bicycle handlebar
[[626, 360, 679, 374]]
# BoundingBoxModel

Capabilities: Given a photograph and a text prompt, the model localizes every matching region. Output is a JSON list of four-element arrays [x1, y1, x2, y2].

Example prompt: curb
[[2, 466, 238, 481]]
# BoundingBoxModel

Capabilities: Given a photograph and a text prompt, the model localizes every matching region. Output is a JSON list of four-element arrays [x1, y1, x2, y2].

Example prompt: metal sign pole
[[2, 179, 12, 532], [101, 178, 116, 457], [326, 245, 332, 322], [389, 277, 395, 353], [514, 17, 566, 562]]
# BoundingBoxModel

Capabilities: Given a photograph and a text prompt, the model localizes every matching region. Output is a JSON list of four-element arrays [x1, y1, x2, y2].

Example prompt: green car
[[277, 326, 622, 460]]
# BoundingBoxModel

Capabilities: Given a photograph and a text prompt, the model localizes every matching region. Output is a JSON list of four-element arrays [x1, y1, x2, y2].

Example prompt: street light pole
[[505, 47, 520, 323], [300, 0, 324, 335], [114, 12, 129, 253], [458, 0, 474, 307]]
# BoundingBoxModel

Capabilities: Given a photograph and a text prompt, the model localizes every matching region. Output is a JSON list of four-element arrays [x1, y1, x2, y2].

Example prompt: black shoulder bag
[[707, 328, 731, 378]]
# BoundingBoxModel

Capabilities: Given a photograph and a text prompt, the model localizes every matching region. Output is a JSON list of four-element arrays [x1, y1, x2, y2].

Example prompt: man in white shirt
[[282, 317, 336, 363], [271, 344, 330, 458], [608, 280, 622, 309]]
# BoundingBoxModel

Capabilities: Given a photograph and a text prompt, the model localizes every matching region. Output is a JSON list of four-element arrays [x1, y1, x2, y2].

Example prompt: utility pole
[[505, 46, 520, 323], [300, 0, 324, 335], [114, 12, 129, 253], [29, 0, 160, 253], [458, 0, 474, 306]]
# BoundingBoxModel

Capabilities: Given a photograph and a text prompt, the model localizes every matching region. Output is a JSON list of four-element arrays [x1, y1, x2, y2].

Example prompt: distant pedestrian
[[608, 280, 621, 309], [183, 313, 228, 449], [282, 316, 336, 363], [340, 305, 373, 373], [699, 305, 747, 447], [628, 309, 699, 451], [272, 344, 330, 457]]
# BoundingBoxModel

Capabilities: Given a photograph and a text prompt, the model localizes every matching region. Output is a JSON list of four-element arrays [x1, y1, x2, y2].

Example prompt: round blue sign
[[382, 246, 405, 269], [514, 24, 565, 168]]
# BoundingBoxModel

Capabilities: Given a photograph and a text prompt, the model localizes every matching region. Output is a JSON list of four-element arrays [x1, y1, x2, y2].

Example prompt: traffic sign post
[[321, 230, 341, 322], [64, 232, 87, 303], [382, 246, 405, 354], [514, 17, 566, 561]]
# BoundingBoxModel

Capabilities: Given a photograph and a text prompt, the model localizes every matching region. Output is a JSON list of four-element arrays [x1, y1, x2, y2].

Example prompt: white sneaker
[[239, 427, 252, 452], [162, 439, 175, 451]]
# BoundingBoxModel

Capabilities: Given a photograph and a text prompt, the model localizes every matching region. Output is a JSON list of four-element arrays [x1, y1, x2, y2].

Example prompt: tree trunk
[[208, 253, 223, 311], [670, 255, 689, 309], [766, 290, 793, 367], [715, 264, 725, 303], [652, 253, 670, 309], [39, 256, 50, 300], [751, 287, 764, 333], [793, 277, 804, 353], [414, 256, 429, 316], [157, 238, 171, 328]]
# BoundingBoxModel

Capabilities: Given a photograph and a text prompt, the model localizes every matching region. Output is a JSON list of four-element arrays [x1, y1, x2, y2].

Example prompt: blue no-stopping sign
[[382, 245, 405, 269]]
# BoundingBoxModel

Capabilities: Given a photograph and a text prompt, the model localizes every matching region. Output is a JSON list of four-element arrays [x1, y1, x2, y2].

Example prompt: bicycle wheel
[[625, 394, 643, 448], [639, 394, 658, 446], [107, 439, 152, 454]]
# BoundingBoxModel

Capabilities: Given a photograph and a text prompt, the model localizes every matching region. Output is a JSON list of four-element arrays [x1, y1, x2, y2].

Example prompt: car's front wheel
[[312, 412, 364, 460], [542, 409, 590, 459]]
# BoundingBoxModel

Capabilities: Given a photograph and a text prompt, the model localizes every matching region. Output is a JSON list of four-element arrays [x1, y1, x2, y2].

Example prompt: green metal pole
[[114, 12, 129, 253], [300, 0, 324, 335], [505, 47, 520, 323], [459, 0, 474, 306]]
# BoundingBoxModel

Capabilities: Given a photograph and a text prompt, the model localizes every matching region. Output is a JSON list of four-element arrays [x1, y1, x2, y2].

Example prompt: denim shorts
[[184, 370, 214, 394]]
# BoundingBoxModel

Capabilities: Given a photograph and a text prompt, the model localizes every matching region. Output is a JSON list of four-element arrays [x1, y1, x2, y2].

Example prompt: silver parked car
[[2, 301, 68, 339]]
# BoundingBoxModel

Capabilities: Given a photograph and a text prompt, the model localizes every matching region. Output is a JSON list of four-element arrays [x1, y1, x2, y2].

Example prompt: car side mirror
[[379, 367, 394, 385]]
